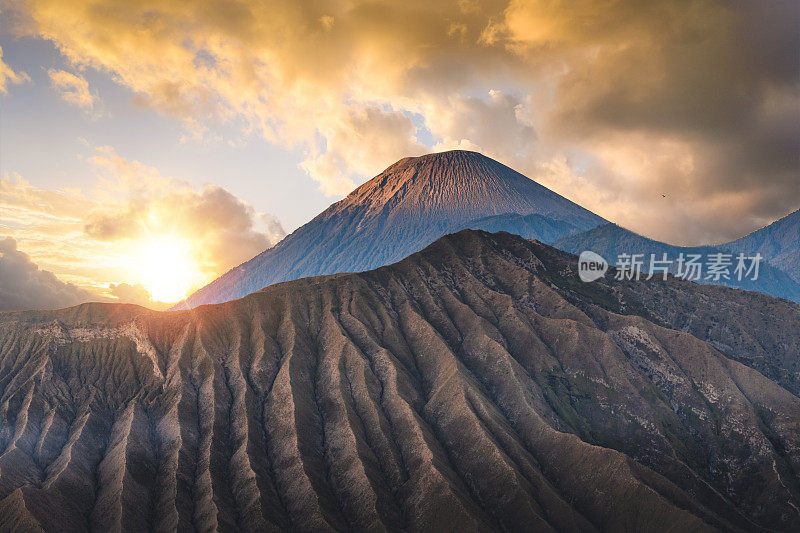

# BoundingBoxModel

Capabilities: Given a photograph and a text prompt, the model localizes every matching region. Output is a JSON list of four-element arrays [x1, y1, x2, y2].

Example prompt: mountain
[[1, 230, 798, 531], [456, 212, 582, 242], [554, 222, 800, 303], [175, 150, 605, 309], [724, 209, 800, 282]]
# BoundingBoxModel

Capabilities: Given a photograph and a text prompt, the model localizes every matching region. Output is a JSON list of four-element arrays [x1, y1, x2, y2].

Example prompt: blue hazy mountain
[[553, 222, 800, 302], [724, 209, 799, 282]]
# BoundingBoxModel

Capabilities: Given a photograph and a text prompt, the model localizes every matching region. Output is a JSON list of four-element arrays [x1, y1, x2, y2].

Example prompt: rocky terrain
[[0, 230, 798, 532], [175, 151, 604, 309]]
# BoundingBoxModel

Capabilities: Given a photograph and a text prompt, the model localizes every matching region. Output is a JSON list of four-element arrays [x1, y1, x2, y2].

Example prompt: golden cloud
[[10, 0, 800, 244], [0, 147, 285, 308], [0, 45, 30, 93], [48, 68, 96, 110]]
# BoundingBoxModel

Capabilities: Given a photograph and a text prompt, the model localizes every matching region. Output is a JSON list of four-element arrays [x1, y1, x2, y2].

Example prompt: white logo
[[578, 251, 608, 282]]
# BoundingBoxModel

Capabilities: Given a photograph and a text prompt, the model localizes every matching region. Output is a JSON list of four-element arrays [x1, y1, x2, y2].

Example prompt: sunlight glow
[[134, 236, 203, 302]]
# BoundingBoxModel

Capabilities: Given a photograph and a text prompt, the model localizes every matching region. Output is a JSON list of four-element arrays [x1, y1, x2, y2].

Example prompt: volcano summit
[[175, 151, 604, 309]]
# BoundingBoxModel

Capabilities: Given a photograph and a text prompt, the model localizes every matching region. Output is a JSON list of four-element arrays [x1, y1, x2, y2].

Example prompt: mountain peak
[[364, 149, 512, 180], [176, 151, 605, 309], [345, 150, 501, 202], [376, 149, 489, 173], [341, 150, 599, 224]]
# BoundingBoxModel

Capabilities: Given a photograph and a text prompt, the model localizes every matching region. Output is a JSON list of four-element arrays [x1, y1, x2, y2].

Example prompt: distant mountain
[[724, 209, 800, 281], [175, 151, 605, 309], [2, 230, 799, 531], [554, 222, 800, 302]]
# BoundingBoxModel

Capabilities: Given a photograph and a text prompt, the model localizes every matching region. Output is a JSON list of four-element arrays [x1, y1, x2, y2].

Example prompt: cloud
[[1, 147, 285, 305], [108, 282, 151, 303], [48, 68, 96, 110], [82, 147, 286, 278], [12, 0, 516, 192], [0, 45, 30, 93], [300, 106, 428, 195], [107, 282, 172, 310], [0, 236, 92, 312], [428, 90, 536, 160], [0, 172, 107, 289], [492, 0, 800, 243], [11, 0, 800, 243]]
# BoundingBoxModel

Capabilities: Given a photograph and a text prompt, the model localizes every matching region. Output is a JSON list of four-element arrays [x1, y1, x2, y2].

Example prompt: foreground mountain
[[1, 230, 798, 531], [555, 222, 800, 303], [175, 151, 604, 309], [725, 209, 800, 282]]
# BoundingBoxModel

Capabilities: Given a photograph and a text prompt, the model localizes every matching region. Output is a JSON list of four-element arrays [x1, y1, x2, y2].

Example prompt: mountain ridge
[[724, 208, 800, 281], [554, 221, 800, 302]]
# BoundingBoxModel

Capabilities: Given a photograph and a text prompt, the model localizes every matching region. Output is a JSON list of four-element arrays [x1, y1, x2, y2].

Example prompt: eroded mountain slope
[[0, 231, 798, 532]]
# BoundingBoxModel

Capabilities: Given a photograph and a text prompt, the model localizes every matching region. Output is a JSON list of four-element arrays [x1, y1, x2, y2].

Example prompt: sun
[[135, 236, 202, 302]]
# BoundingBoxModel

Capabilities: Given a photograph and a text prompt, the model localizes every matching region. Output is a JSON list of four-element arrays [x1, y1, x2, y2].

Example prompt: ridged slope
[[0, 231, 798, 531], [175, 151, 604, 309]]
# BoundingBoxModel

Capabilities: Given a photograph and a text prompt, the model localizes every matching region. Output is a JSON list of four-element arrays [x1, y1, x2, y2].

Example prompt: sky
[[0, 0, 798, 311]]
